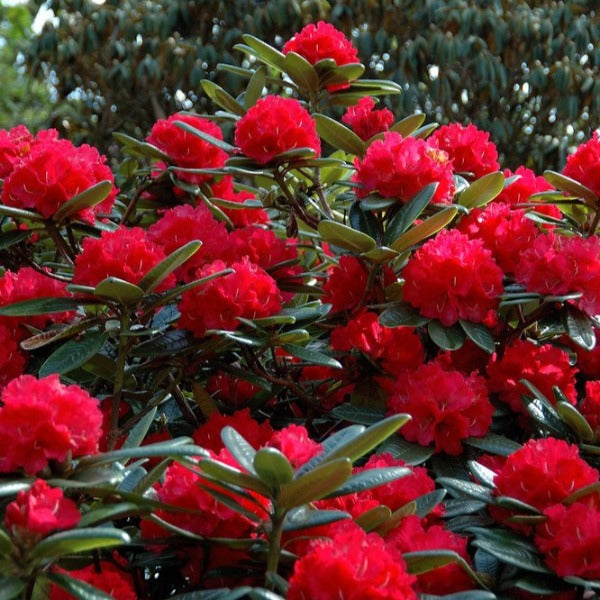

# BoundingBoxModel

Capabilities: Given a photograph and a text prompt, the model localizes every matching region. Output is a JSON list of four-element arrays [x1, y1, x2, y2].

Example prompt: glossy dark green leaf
[[458, 172, 505, 209], [278, 457, 352, 509], [464, 433, 521, 456], [0, 205, 44, 221], [544, 170, 598, 207], [53, 180, 113, 223], [437, 477, 493, 502], [428, 320, 466, 350], [318, 219, 377, 253], [282, 344, 342, 368], [319, 63, 365, 87], [326, 466, 410, 497], [44, 573, 113, 600], [329, 403, 385, 425], [221, 426, 257, 474], [283, 507, 350, 532], [0, 229, 30, 250], [349, 201, 380, 239], [113, 131, 170, 161], [378, 303, 429, 327], [563, 305, 596, 350], [174, 120, 237, 153], [0, 297, 84, 316], [494, 496, 541, 514], [78, 502, 142, 527], [201, 80, 246, 116], [253, 447, 294, 488], [468, 460, 497, 488], [556, 400, 595, 442], [0, 528, 12, 554], [459, 320, 495, 353], [39, 331, 108, 377], [377, 435, 434, 465], [0, 578, 25, 600], [94, 277, 144, 304], [138, 240, 201, 293], [390, 207, 458, 252], [313, 114, 366, 156], [30, 527, 130, 560]]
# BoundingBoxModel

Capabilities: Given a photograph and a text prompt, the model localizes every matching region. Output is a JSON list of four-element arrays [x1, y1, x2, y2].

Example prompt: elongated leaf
[[138, 240, 201, 293], [0, 528, 12, 554], [319, 63, 365, 87], [199, 457, 271, 497], [377, 434, 434, 465], [329, 403, 385, 425], [383, 183, 438, 245], [221, 426, 257, 474], [94, 277, 144, 304], [283, 507, 350, 532], [544, 170, 598, 206], [464, 433, 521, 456], [437, 477, 493, 502], [78, 502, 142, 527], [113, 131, 171, 161], [350, 201, 380, 239], [390, 207, 458, 252], [0, 579, 25, 600], [378, 303, 429, 327], [278, 458, 352, 509], [282, 344, 342, 368], [0, 229, 29, 250], [354, 505, 392, 531], [556, 400, 595, 442], [201, 80, 246, 116], [318, 219, 376, 252], [0, 296, 83, 316], [284, 51, 319, 94], [391, 113, 426, 137], [245, 66, 266, 108], [122, 406, 158, 449], [30, 527, 130, 560], [428, 320, 465, 350], [174, 120, 237, 153], [39, 331, 108, 377], [241, 35, 286, 71], [0, 205, 44, 221], [53, 180, 113, 223], [326, 466, 410, 497], [313, 114, 366, 156], [459, 172, 505, 209], [459, 320, 495, 353], [21, 318, 99, 351], [45, 573, 113, 600], [325, 414, 411, 463], [468, 460, 497, 488], [253, 448, 294, 488], [563, 305, 595, 350]]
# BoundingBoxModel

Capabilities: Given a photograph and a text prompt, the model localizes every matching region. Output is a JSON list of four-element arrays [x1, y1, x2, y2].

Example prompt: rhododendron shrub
[[1, 20, 600, 600]]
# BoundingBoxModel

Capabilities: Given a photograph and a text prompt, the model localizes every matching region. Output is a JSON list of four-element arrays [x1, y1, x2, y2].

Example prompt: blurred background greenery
[[4, 0, 599, 169]]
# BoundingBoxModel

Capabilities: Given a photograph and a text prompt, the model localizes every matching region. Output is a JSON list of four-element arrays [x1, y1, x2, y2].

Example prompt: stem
[[274, 168, 319, 229], [589, 209, 600, 237], [266, 509, 286, 589], [312, 167, 335, 219], [107, 310, 131, 450], [44, 220, 75, 264]]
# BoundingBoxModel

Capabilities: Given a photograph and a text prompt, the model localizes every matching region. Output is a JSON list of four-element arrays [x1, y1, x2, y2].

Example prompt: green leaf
[[563, 305, 596, 350], [463, 433, 521, 456], [21, 318, 99, 351], [436, 477, 492, 502], [329, 403, 385, 425], [241, 35, 286, 71], [113, 131, 170, 161], [278, 458, 352, 509], [94, 277, 144, 304], [53, 180, 113, 223], [313, 114, 366, 156], [413, 489, 447, 518], [544, 170, 599, 207], [354, 505, 392, 531], [283, 51, 319, 94], [469, 527, 551, 573], [282, 344, 342, 368], [0, 229, 30, 250], [122, 406, 158, 449], [378, 303, 429, 327], [244, 66, 266, 108], [201, 80, 246, 117], [78, 502, 142, 527], [468, 460, 497, 488], [494, 496, 541, 514], [45, 573, 114, 600], [428, 320, 466, 350], [390, 207, 458, 252], [318, 219, 376, 252], [411, 122, 439, 139], [326, 466, 411, 497], [403, 549, 473, 578], [349, 201, 380, 239], [360, 197, 397, 211], [383, 183, 438, 245], [30, 527, 131, 560], [459, 320, 495, 353], [253, 447, 294, 488], [458, 172, 505, 209], [325, 414, 411, 464], [221, 426, 257, 474], [390, 113, 427, 137], [138, 240, 201, 293], [199, 457, 271, 497], [39, 331, 108, 377], [556, 400, 595, 442], [377, 434, 434, 465], [283, 507, 350, 532], [361, 246, 398, 263], [0, 528, 12, 555], [174, 120, 237, 154], [0, 297, 83, 316], [319, 63, 365, 87], [0, 205, 44, 221]]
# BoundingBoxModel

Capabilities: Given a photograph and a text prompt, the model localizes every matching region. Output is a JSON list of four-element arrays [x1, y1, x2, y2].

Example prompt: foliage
[[2, 17, 600, 600], [24, 0, 600, 169]]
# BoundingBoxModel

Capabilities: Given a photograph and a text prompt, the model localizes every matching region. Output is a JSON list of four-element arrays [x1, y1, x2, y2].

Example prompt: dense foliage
[[25, 0, 600, 169], [2, 18, 600, 600]]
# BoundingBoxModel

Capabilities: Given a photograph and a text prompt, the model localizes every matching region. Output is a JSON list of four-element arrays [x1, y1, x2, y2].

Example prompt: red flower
[[192, 408, 274, 454], [430, 123, 499, 179], [562, 132, 600, 198], [2, 138, 116, 222], [268, 424, 322, 468], [457, 202, 540, 273], [579, 381, 600, 439], [282, 21, 359, 67], [486, 339, 577, 414], [342, 98, 394, 141], [210, 176, 269, 227], [330, 310, 424, 373], [387, 361, 493, 455], [0, 126, 58, 179], [436, 339, 491, 375], [287, 524, 417, 600], [177, 258, 283, 337], [514, 231, 600, 317], [146, 112, 228, 185], [234, 96, 320, 165], [147, 203, 230, 282], [353, 132, 454, 203], [0, 374, 103, 474], [494, 438, 598, 515], [206, 372, 264, 408], [385, 515, 474, 595], [0, 267, 72, 336], [402, 229, 504, 326], [73, 226, 175, 291], [4, 479, 80, 540], [0, 324, 26, 387], [535, 502, 600, 579], [50, 562, 136, 600]]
